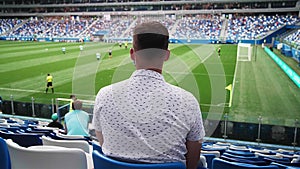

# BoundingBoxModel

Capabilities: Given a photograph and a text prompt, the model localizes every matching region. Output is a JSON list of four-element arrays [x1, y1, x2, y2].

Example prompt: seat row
[[1, 117, 300, 169], [202, 142, 300, 169]]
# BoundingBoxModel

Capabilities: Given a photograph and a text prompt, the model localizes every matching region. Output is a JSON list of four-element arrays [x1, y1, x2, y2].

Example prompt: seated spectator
[[64, 100, 89, 136], [47, 113, 64, 130]]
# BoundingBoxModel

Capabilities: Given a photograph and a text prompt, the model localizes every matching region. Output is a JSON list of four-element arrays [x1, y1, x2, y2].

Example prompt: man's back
[[93, 21, 205, 169], [93, 69, 204, 163], [65, 110, 89, 136], [47, 121, 63, 129]]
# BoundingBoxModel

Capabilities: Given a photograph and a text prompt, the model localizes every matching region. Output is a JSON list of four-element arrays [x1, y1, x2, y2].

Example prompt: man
[[93, 21, 205, 169], [108, 49, 112, 59], [64, 100, 89, 136], [96, 52, 101, 61], [45, 73, 54, 93], [79, 45, 83, 51], [217, 47, 221, 57], [69, 94, 77, 112], [62, 47, 66, 54], [124, 41, 128, 49], [47, 113, 63, 130]]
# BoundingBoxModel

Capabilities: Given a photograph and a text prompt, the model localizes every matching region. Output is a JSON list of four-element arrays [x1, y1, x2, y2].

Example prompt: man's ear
[[130, 48, 135, 61], [164, 50, 170, 61]]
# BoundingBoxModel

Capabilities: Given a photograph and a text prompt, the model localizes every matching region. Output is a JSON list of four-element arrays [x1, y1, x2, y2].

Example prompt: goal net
[[237, 43, 252, 61]]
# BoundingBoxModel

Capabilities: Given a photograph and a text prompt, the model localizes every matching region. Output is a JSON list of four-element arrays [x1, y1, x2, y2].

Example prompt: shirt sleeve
[[186, 96, 205, 141]]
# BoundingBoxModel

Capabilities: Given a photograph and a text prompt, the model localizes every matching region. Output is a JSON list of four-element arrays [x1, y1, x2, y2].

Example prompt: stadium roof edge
[[0, 8, 298, 17], [0, 0, 296, 8]]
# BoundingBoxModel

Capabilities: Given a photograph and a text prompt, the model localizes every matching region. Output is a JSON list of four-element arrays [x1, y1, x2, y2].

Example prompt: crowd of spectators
[[0, 19, 22, 35], [1, 15, 299, 42], [122, 17, 175, 39], [227, 15, 299, 41], [173, 15, 222, 40], [8, 18, 56, 37], [104, 17, 133, 39], [284, 29, 300, 46], [45, 17, 94, 38]]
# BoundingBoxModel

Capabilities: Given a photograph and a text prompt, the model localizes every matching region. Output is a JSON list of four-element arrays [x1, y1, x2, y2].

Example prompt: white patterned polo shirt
[[93, 69, 205, 164]]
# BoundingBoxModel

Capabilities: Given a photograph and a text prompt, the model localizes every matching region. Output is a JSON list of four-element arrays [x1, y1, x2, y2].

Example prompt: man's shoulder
[[64, 112, 72, 119], [97, 80, 129, 95], [81, 110, 89, 116], [167, 83, 199, 102]]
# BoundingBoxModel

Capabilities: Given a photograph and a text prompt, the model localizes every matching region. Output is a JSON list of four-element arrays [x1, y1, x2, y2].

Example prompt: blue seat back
[[202, 154, 216, 169], [92, 141, 103, 154], [0, 131, 42, 147], [271, 162, 300, 169], [225, 149, 255, 157], [212, 158, 279, 169], [222, 152, 261, 161], [0, 137, 11, 169], [220, 155, 267, 166], [92, 150, 186, 169]]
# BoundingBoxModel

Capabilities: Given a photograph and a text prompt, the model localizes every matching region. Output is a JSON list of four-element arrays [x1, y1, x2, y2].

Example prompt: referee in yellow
[[45, 73, 54, 93]]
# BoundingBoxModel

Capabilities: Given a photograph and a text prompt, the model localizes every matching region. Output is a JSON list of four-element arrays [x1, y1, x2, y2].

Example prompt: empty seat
[[42, 136, 91, 153], [212, 158, 279, 169], [225, 149, 255, 157], [0, 130, 42, 147], [6, 139, 87, 169]]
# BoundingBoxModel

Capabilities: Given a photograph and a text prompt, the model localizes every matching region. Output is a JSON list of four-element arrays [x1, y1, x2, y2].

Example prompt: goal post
[[237, 43, 252, 61]]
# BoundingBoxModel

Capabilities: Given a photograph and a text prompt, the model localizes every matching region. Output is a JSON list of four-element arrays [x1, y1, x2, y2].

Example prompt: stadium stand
[[227, 15, 299, 41], [284, 29, 300, 46], [1, 14, 299, 43]]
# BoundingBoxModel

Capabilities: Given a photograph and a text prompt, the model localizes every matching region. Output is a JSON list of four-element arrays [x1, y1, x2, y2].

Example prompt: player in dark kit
[[108, 49, 112, 59], [217, 47, 221, 57]]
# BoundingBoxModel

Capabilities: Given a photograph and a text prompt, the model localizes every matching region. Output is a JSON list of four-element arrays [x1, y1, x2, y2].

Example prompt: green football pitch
[[0, 41, 299, 126]]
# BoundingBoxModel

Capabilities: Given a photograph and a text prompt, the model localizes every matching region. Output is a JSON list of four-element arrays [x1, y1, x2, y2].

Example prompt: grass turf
[[0, 41, 299, 126]]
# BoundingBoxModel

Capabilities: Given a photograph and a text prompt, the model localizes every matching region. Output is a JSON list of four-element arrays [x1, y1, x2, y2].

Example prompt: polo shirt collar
[[131, 69, 165, 81]]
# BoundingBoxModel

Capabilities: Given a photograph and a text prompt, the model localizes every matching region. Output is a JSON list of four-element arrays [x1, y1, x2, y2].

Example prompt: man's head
[[51, 113, 58, 121], [47, 73, 50, 76], [130, 21, 170, 71], [73, 100, 83, 110], [70, 94, 77, 101], [132, 21, 169, 51]]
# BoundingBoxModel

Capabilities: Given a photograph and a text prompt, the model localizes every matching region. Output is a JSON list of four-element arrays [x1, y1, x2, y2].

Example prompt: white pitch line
[[201, 51, 214, 63]]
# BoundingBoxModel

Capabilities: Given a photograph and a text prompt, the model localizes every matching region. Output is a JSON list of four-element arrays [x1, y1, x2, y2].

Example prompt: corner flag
[[225, 84, 233, 107], [225, 84, 232, 91]]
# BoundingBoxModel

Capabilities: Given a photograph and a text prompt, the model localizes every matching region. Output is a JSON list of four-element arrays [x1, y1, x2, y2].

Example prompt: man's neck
[[145, 68, 162, 74]]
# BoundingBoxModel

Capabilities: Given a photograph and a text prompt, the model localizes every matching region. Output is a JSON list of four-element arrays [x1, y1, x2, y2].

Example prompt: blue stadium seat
[[0, 131, 42, 147], [92, 150, 186, 169], [225, 149, 255, 157], [202, 147, 227, 155], [222, 152, 261, 161], [220, 155, 267, 166], [270, 162, 300, 169], [0, 137, 11, 169], [202, 153, 216, 169], [92, 141, 103, 154], [212, 158, 279, 169]]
